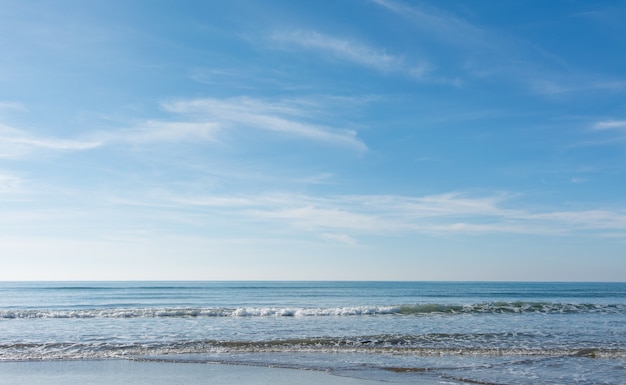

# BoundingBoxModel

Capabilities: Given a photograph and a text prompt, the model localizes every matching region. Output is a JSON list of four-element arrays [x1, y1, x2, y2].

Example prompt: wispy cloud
[[168, 195, 254, 207], [532, 80, 626, 97], [252, 205, 382, 232], [373, 0, 563, 91], [0, 172, 24, 194], [320, 233, 358, 245], [0, 101, 27, 112], [1, 95, 367, 158], [105, 121, 220, 144], [593, 120, 626, 131], [571, 119, 626, 147], [118, 190, 626, 239], [295, 172, 335, 185], [271, 30, 404, 72], [524, 209, 626, 230], [0, 123, 101, 158], [161, 97, 367, 151], [258, 193, 626, 236], [269, 30, 445, 83], [373, 0, 626, 97], [372, 0, 488, 48]]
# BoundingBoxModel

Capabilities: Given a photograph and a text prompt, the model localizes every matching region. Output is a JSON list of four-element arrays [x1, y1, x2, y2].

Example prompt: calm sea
[[1, 281, 625, 384]]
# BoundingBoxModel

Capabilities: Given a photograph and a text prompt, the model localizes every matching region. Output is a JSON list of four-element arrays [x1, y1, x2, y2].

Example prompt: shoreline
[[0, 359, 437, 385]]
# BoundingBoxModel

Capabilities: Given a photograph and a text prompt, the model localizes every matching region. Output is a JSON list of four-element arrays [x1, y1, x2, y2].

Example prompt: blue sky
[[1, 0, 625, 281]]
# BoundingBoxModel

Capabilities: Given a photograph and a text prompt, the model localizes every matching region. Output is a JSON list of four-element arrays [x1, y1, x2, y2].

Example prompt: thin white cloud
[[106, 121, 220, 144], [320, 233, 358, 245], [374, 0, 626, 97], [0, 123, 101, 158], [533, 80, 626, 97], [48, 96, 363, 150], [524, 210, 626, 230], [571, 119, 626, 147], [0, 172, 24, 194], [126, 190, 626, 238], [272, 30, 403, 72], [0, 101, 27, 112], [295, 172, 335, 185], [252, 205, 383, 232], [269, 30, 443, 84], [1, 95, 363, 156], [374, 0, 566, 92], [162, 97, 367, 151], [169, 195, 254, 207], [358, 192, 510, 218], [372, 0, 488, 48], [593, 120, 626, 131]]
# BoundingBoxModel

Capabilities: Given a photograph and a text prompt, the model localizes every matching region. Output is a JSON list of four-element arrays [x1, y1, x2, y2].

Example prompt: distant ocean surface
[[1, 281, 625, 384]]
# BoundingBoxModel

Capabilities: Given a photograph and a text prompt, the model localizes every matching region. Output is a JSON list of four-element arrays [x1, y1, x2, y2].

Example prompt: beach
[[0, 360, 408, 385]]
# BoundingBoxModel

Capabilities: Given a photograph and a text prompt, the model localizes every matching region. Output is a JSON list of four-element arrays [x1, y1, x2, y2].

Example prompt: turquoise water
[[1, 281, 625, 384]]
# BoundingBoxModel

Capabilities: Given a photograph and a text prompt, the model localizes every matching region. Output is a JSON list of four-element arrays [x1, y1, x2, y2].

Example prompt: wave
[[2, 336, 625, 361], [398, 302, 626, 314], [0, 306, 396, 319], [1, 302, 624, 319]]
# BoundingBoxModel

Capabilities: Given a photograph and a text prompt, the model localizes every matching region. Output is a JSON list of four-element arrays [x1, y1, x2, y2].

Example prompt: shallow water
[[1, 281, 625, 384], [0, 360, 387, 385]]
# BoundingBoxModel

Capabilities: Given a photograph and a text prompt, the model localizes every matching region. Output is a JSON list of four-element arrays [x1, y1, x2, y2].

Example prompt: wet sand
[[0, 360, 404, 385]]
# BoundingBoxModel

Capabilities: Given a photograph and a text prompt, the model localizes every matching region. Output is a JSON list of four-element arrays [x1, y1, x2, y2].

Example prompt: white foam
[[1, 302, 623, 319]]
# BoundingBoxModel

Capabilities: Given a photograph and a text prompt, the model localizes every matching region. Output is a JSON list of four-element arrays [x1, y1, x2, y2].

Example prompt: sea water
[[1, 281, 625, 384]]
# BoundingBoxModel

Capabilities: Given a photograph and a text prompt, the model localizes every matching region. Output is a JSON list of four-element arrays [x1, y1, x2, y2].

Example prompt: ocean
[[1, 281, 624, 384]]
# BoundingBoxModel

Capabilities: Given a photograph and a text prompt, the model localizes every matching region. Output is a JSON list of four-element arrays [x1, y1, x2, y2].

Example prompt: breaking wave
[[2, 336, 625, 361], [1, 302, 623, 319]]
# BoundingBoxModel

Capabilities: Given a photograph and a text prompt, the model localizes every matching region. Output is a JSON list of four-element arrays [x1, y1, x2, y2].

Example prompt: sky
[[1, 0, 625, 281]]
